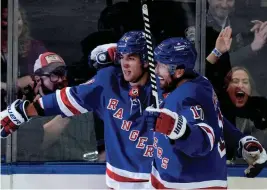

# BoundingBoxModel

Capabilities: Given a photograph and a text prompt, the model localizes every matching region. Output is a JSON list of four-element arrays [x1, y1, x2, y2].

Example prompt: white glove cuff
[[7, 100, 29, 126], [239, 136, 262, 165], [168, 114, 187, 140]]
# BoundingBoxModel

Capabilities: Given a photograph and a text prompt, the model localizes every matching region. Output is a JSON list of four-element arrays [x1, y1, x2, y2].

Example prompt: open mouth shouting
[[232, 89, 248, 107], [123, 70, 131, 77], [235, 91, 245, 101]]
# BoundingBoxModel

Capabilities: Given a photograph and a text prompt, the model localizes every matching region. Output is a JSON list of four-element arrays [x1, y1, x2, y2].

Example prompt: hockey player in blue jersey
[[0, 31, 155, 189], [145, 37, 267, 189]]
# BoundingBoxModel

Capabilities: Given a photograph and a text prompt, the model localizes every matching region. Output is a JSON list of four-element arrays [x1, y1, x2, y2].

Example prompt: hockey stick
[[141, 0, 160, 109]]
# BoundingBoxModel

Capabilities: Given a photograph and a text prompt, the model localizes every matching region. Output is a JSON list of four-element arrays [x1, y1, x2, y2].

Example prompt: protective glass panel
[[11, 0, 196, 163], [15, 0, 107, 162], [1, 0, 8, 163]]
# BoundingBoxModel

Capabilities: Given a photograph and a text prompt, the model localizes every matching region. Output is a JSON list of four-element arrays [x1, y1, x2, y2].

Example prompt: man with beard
[[31, 52, 67, 97], [207, 0, 235, 31], [145, 37, 267, 189], [12, 52, 94, 161]]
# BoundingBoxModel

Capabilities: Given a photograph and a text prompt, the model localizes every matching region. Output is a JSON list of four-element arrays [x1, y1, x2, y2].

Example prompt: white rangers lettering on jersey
[[129, 130, 140, 141], [107, 99, 119, 110], [157, 147, 163, 159], [153, 137, 158, 148], [161, 157, 169, 169], [143, 145, 154, 157], [121, 120, 132, 131], [136, 137, 148, 149], [113, 108, 123, 119]]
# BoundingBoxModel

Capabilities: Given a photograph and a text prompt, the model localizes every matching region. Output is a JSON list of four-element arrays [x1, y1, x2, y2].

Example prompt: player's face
[[156, 62, 172, 89], [227, 70, 251, 108], [208, 0, 235, 19], [120, 53, 144, 82]]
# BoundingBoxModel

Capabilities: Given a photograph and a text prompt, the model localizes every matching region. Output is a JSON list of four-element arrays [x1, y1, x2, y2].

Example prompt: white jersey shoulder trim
[[196, 122, 215, 151]]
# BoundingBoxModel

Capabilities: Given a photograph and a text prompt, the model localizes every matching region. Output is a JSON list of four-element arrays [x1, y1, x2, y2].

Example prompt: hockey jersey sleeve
[[38, 70, 106, 118], [223, 117, 245, 153], [172, 103, 216, 157]]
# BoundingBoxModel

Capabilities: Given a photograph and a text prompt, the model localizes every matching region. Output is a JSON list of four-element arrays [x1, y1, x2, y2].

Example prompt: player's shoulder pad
[[166, 75, 212, 106], [168, 81, 198, 103]]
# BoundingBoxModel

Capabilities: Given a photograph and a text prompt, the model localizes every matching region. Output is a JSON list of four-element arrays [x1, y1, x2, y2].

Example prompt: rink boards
[[1, 163, 267, 189]]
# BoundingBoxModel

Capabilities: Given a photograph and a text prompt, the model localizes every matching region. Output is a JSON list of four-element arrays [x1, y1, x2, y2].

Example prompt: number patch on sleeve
[[190, 105, 204, 120]]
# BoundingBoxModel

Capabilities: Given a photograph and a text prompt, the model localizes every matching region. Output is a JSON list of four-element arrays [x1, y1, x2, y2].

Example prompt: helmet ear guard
[[168, 64, 186, 76]]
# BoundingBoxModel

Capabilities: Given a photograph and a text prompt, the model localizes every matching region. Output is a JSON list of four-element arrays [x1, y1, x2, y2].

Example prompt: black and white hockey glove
[[88, 43, 117, 70], [239, 136, 267, 178], [0, 99, 30, 138], [145, 107, 188, 140]]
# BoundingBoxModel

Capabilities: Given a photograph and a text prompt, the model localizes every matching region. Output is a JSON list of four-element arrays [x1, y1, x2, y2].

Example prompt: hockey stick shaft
[[141, 0, 160, 109]]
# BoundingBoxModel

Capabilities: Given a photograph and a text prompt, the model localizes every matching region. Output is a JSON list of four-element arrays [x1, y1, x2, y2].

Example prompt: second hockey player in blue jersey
[[145, 37, 267, 189]]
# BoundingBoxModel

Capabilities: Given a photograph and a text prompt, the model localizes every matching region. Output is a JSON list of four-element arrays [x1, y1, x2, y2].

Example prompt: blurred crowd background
[[1, 0, 267, 165]]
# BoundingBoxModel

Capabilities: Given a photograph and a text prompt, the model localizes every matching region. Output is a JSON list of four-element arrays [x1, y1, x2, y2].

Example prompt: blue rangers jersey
[[38, 66, 155, 189], [151, 75, 242, 189]]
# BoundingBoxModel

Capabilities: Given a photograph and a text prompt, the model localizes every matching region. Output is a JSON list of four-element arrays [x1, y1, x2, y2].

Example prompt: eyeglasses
[[42, 67, 67, 83], [42, 73, 65, 83]]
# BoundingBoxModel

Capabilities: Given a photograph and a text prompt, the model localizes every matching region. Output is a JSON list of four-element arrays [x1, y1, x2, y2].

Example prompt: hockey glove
[[0, 99, 30, 138], [239, 136, 267, 178], [144, 106, 159, 130], [89, 43, 117, 70], [145, 106, 187, 140]]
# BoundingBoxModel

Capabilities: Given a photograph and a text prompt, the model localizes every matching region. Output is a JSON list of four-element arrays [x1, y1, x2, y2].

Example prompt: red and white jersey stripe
[[55, 87, 88, 116], [106, 162, 150, 189], [196, 123, 215, 151], [150, 166, 227, 189]]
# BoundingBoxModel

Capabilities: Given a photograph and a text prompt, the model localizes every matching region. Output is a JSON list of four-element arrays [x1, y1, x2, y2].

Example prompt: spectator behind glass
[[1, 3, 47, 110], [220, 66, 267, 159], [206, 26, 267, 159], [32, 52, 67, 96], [15, 52, 67, 161], [207, 0, 234, 31], [14, 52, 95, 161], [205, 0, 267, 96]]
